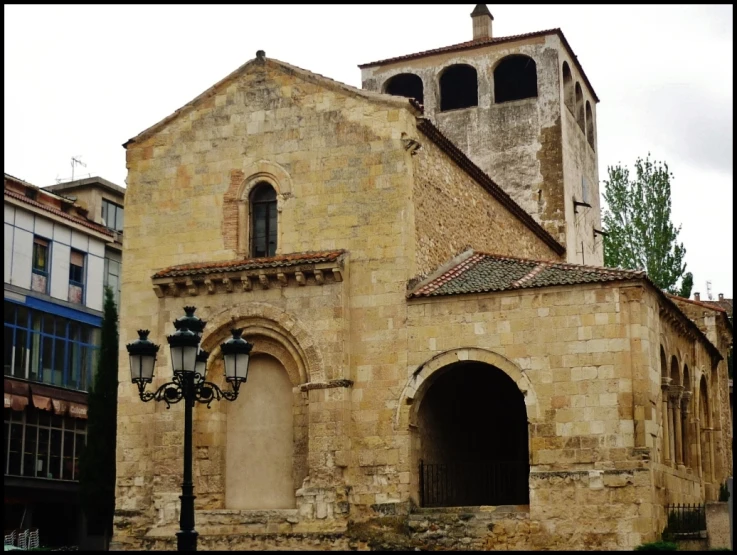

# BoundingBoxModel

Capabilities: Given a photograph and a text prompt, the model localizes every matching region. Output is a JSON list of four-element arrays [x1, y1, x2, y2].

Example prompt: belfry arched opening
[[415, 362, 529, 507]]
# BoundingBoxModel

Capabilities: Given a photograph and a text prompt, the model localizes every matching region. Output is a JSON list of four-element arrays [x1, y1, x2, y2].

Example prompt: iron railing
[[664, 504, 706, 537], [419, 460, 529, 507]]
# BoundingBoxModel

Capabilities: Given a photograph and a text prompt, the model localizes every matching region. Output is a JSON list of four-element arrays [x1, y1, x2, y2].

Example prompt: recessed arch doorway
[[413, 361, 530, 507]]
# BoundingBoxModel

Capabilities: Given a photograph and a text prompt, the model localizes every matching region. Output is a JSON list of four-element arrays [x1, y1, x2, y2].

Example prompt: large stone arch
[[395, 347, 539, 431], [192, 302, 318, 510], [201, 301, 323, 384], [399, 348, 533, 508]]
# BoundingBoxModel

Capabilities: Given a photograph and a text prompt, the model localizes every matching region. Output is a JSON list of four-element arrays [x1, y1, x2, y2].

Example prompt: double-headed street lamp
[[126, 306, 253, 551]]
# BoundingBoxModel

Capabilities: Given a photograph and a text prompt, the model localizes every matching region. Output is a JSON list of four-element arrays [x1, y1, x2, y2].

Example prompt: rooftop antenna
[[706, 280, 713, 301], [71, 156, 86, 182]]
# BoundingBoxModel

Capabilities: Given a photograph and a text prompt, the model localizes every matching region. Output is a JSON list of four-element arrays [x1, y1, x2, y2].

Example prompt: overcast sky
[[4, 5, 733, 298]]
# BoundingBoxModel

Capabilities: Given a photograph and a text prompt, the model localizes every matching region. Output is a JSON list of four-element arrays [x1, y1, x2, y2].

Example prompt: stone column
[[681, 391, 692, 469], [669, 385, 684, 467], [661, 377, 672, 464], [694, 417, 702, 478]]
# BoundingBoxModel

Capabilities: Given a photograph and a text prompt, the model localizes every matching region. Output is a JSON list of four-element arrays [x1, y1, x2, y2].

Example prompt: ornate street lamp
[[126, 306, 253, 551]]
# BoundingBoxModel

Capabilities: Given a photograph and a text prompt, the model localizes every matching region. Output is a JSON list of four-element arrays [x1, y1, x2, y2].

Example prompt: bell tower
[[359, 5, 603, 266]]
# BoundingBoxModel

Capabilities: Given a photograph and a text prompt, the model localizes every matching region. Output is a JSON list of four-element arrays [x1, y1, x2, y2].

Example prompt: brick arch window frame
[[236, 172, 286, 258], [249, 182, 278, 258]]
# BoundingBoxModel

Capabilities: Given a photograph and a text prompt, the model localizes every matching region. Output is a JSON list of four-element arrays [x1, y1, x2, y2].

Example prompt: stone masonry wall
[[361, 34, 602, 264], [412, 134, 560, 278], [115, 58, 423, 548]]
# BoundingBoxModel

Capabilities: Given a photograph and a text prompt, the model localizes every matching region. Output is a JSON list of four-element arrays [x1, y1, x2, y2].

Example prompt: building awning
[[4, 378, 88, 419], [4, 379, 30, 412]]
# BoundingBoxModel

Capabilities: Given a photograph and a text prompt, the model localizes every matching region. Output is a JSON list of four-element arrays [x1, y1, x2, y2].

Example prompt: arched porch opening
[[413, 361, 529, 507]]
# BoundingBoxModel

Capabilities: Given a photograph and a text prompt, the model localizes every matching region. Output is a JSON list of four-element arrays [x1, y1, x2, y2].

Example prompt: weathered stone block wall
[[558, 47, 602, 266], [116, 58, 424, 547], [361, 34, 601, 264], [412, 134, 560, 278]]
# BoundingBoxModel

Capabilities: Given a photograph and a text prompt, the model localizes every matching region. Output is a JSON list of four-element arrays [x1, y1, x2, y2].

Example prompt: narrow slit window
[[250, 184, 277, 258]]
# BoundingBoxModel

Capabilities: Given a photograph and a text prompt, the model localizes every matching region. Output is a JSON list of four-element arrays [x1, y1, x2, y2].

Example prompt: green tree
[[602, 155, 688, 294], [677, 271, 694, 299], [79, 286, 119, 539]]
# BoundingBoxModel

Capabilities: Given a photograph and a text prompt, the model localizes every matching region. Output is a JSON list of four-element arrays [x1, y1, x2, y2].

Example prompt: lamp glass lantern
[[168, 327, 200, 374], [220, 328, 253, 383], [195, 349, 210, 377], [126, 329, 160, 384]]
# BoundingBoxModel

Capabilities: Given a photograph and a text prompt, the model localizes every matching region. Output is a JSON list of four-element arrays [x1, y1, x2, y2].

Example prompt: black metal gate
[[419, 460, 530, 507], [665, 504, 706, 537]]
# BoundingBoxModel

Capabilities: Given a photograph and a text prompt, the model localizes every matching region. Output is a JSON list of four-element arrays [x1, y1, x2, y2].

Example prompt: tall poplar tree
[[602, 155, 690, 295], [79, 286, 119, 539]]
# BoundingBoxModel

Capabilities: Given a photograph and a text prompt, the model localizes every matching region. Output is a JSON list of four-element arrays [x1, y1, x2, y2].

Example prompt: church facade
[[112, 6, 732, 551]]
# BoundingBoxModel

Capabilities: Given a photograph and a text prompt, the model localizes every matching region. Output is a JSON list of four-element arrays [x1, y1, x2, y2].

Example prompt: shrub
[[718, 482, 730, 502]]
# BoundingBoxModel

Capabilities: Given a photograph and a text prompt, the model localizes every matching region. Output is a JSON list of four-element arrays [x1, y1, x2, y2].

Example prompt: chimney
[[719, 293, 724, 301], [694, 292, 700, 301], [471, 4, 493, 40]]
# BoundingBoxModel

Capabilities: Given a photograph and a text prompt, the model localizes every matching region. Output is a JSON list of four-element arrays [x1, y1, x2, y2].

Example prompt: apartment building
[[4, 173, 124, 547]]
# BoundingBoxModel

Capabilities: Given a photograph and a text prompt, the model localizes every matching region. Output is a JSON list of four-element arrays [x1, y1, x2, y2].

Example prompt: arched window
[[250, 183, 277, 258], [562, 61, 574, 113], [574, 83, 584, 130], [439, 64, 478, 111], [585, 101, 595, 150], [384, 73, 424, 105], [494, 55, 537, 103]]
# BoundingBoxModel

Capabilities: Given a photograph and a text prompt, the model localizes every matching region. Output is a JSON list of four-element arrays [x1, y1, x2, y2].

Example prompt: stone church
[[112, 5, 732, 551]]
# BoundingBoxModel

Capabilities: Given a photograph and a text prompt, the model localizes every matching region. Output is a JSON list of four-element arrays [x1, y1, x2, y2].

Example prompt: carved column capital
[[667, 384, 684, 404], [661, 376, 672, 391], [680, 390, 692, 411]]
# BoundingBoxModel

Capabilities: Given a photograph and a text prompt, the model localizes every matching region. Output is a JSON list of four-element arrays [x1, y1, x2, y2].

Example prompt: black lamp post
[[126, 306, 253, 551]]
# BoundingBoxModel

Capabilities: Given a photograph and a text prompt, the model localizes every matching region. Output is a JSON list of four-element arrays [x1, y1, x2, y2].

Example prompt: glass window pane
[[8, 422, 23, 476], [55, 338, 66, 386], [23, 422, 37, 477], [37, 428, 49, 477], [68, 342, 80, 389], [5, 302, 15, 324], [116, 206, 124, 232], [13, 329, 27, 379], [62, 430, 74, 480], [43, 314, 54, 335], [42, 336, 60, 386], [4, 326, 13, 376], [50, 429, 62, 479], [29, 331, 41, 382], [79, 346, 90, 391], [17, 306, 28, 328]]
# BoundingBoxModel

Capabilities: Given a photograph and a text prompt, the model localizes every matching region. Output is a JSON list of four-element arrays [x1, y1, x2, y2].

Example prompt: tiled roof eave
[[150, 252, 345, 298], [4, 189, 114, 238], [359, 28, 599, 103]]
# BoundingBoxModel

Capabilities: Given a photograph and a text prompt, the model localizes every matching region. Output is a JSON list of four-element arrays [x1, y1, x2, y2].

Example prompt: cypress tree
[[79, 286, 119, 539]]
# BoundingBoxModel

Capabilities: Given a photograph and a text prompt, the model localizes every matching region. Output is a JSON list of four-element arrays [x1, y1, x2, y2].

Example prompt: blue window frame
[[68, 250, 85, 305], [3, 301, 100, 391], [31, 236, 50, 295]]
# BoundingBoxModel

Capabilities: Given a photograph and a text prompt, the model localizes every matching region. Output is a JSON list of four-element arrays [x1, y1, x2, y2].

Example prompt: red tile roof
[[409, 251, 644, 298], [152, 250, 345, 279], [409, 250, 723, 362], [4, 188, 113, 237], [359, 28, 600, 103]]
